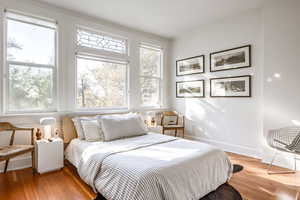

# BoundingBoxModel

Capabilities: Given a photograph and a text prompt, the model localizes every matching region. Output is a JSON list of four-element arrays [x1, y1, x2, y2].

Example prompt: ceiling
[[37, 0, 264, 39]]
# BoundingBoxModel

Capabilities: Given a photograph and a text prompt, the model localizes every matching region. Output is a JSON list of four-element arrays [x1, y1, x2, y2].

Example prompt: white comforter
[[67, 133, 232, 200]]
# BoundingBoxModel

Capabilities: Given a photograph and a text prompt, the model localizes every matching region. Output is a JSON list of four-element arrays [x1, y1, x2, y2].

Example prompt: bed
[[63, 114, 233, 200]]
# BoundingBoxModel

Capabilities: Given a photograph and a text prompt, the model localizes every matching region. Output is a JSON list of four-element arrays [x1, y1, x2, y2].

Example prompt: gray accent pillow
[[100, 114, 148, 141]]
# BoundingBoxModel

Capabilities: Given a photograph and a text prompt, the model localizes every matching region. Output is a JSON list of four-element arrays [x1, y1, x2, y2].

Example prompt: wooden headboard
[[62, 112, 129, 144]]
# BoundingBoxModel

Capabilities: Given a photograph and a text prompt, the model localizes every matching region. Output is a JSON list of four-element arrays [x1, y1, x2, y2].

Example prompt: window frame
[[3, 10, 58, 114], [74, 53, 129, 111], [139, 43, 164, 108], [74, 25, 130, 111]]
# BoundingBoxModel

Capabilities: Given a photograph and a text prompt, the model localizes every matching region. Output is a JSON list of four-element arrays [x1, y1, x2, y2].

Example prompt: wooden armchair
[[0, 122, 35, 173], [161, 111, 185, 138]]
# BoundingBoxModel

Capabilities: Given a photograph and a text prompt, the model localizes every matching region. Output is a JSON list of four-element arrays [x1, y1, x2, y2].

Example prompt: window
[[5, 11, 57, 113], [76, 55, 127, 109], [76, 27, 128, 109], [77, 29, 127, 54], [139, 44, 163, 107]]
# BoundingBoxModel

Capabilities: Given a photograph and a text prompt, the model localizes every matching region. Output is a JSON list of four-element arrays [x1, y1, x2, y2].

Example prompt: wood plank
[[228, 152, 300, 200]]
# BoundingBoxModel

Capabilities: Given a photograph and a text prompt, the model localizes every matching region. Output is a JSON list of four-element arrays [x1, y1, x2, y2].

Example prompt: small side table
[[35, 138, 64, 174]]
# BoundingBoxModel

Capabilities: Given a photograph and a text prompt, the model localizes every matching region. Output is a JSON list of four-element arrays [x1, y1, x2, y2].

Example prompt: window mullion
[[7, 61, 55, 69], [76, 53, 129, 65]]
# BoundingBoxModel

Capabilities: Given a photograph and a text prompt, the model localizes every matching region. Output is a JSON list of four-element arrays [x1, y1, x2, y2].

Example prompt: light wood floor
[[228, 153, 300, 200], [0, 153, 299, 200]]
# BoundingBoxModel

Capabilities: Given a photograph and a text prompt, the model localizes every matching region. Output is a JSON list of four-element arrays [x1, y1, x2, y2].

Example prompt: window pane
[[140, 46, 161, 77], [7, 19, 56, 65], [8, 65, 54, 112], [77, 57, 127, 108], [77, 29, 126, 54], [140, 78, 160, 106]]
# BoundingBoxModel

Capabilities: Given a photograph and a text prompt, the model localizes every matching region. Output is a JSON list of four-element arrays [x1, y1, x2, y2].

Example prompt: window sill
[[0, 107, 171, 118], [0, 111, 60, 118], [135, 106, 170, 111], [72, 107, 130, 115]]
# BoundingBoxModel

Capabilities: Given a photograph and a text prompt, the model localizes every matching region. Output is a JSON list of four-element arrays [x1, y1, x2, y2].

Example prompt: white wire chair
[[266, 126, 300, 174]]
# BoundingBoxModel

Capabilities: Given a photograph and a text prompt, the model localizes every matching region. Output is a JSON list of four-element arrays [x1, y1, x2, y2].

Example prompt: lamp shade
[[40, 117, 56, 126], [147, 111, 156, 117]]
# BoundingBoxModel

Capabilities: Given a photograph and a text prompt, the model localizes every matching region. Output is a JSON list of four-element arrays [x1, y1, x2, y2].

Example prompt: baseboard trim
[[185, 135, 261, 159], [0, 156, 32, 173]]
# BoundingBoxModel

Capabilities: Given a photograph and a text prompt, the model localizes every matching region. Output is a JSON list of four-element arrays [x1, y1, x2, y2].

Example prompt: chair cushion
[[0, 145, 34, 157], [162, 116, 178, 125]]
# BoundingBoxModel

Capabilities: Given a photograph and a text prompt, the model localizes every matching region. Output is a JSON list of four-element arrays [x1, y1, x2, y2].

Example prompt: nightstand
[[35, 138, 64, 174]]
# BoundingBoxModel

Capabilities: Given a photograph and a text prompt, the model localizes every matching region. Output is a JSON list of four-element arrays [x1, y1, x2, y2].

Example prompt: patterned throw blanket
[[78, 133, 232, 200]]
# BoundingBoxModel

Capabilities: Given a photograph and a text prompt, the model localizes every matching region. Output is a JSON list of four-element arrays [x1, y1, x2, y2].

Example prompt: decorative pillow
[[72, 117, 85, 139], [72, 116, 97, 140], [81, 120, 104, 142], [100, 113, 148, 141]]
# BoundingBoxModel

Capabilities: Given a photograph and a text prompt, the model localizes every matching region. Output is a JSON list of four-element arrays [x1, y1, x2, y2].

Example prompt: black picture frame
[[176, 80, 205, 98], [210, 75, 252, 97], [176, 55, 205, 76], [210, 45, 251, 72]]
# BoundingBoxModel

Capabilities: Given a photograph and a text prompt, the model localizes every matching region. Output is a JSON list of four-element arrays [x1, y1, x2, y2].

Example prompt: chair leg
[[182, 128, 185, 138], [268, 149, 296, 175], [4, 159, 9, 173], [175, 129, 177, 137], [32, 151, 35, 174], [294, 153, 297, 171]]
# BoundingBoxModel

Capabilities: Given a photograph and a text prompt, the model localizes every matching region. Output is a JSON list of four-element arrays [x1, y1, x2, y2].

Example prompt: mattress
[[65, 133, 232, 200]]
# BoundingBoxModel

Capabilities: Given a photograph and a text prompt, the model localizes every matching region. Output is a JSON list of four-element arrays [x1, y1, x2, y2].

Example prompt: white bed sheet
[[65, 133, 232, 200], [65, 138, 101, 168]]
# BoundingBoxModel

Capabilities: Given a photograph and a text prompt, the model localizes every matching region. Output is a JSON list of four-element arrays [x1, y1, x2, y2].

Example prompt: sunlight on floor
[[277, 192, 295, 200], [228, 152, 300, 200]]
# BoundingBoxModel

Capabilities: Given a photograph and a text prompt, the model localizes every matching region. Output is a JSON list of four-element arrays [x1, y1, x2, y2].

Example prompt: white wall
[[171, 0, 300, 169], [262, 0, 300, 168], [0, 0, 171, 172], [171, 9, 264, 158]]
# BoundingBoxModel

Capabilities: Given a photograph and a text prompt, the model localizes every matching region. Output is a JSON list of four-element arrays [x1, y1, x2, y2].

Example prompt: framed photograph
[[176, 80, 205, 98], [176, 55, 205, 76], [210, 45, 251, 72], [210, 75, 251, 97]]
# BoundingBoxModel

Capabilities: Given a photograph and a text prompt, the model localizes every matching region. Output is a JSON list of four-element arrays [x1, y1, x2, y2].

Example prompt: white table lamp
[[147, 111, 156, 126], [40, 117, 56, 139]]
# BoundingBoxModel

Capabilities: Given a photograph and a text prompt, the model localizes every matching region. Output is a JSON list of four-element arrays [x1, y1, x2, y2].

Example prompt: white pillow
[[72, 116, 97, 140], [100, 114, 148, 141], [81, 120, 104, 142]]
